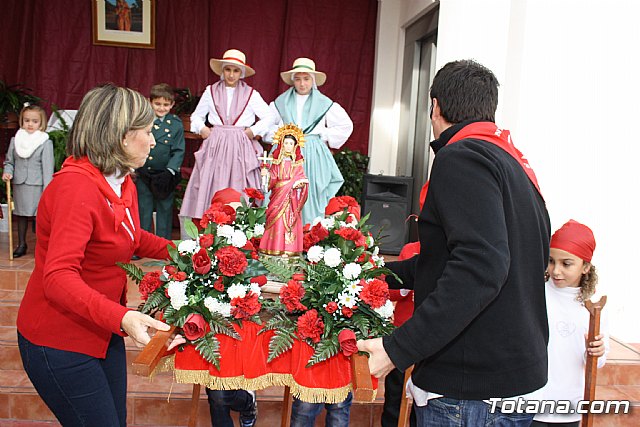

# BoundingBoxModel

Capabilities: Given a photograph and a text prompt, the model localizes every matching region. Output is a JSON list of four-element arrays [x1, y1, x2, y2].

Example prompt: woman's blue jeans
[[290, 392, 353, 427], [415, 397, 535, 426], [18, 331, 127, 427]]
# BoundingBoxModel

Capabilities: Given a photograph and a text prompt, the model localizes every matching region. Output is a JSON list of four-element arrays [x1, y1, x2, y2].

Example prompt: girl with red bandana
[[533, 220, 609, 426]]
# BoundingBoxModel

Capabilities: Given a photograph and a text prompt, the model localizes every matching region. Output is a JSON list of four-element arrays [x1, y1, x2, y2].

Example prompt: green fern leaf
[[267, 328, 296, 362], [194, 333, 221, 370], [117, 262, 145, 284], [306, 337, 340, 367], [209, 314, 241, 340], [260, 256, 297, 280], [140, 291, 168, 314]]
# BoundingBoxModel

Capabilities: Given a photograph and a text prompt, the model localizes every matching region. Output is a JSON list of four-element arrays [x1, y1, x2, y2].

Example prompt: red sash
[[448, 122, 542, 197]]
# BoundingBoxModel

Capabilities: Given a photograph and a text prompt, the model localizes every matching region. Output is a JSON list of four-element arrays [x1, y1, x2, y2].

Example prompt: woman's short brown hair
[[67, 84, 154, 176], [19, 105, 47, 132]]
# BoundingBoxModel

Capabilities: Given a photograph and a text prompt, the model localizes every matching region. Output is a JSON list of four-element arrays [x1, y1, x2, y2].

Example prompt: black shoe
[[13, 244, 27, 258]]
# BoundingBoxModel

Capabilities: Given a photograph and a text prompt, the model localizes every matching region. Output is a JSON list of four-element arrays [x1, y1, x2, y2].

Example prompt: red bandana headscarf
[[550, 219, 596, 262], [55, 156, 135, 232], [211, 188, 242, 205]]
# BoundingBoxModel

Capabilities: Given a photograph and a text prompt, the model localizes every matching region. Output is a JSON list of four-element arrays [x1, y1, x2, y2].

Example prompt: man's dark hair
[[429, 59, 499, 123]]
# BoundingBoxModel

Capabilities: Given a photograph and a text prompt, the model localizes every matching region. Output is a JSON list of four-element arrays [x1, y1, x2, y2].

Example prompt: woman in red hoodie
[[16, 84, 172, 426]]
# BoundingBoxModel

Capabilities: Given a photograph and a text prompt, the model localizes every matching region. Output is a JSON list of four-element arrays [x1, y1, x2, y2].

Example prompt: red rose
[[280, 280, 307, 312], [231, 292, 261, 319], [359, 278, 389, 309], [291, 273, 306, 282], [338, 329, 358, 356], [213, 277, 225, 292], [251, 251, 259, 260], [192, 248, 212, 275], [165, 265, 177, 276], [250, 275, 268, 286], [173, 271, 187, 281], [199, 234, 214, 248], [325, 301, 338, 314], [244, 187, 264, 201], [341, 306, 353, 318], [183, 313, 207, 340], [139, 271, 163, 300], [215, 246, 248, 276], [297, 309, 324, 343]]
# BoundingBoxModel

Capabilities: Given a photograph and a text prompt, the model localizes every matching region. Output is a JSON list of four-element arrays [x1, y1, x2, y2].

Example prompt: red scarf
[[55, 156, 135, 232], [448, 122, 542, 197]]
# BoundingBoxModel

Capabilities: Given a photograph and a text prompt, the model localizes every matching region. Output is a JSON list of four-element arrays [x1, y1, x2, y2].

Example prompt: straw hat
[[280, 58, 327, 86], [209, 49, 255, 77]]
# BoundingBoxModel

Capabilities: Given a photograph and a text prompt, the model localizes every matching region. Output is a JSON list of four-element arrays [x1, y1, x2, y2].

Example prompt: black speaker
[[361, 175, 413, 255]]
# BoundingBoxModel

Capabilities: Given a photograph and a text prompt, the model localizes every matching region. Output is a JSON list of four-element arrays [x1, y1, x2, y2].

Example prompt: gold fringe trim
[[170, 369, 372, 404]]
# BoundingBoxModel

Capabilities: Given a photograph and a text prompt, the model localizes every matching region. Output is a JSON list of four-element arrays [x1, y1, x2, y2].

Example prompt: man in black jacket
[[358, 60, 551, 425]]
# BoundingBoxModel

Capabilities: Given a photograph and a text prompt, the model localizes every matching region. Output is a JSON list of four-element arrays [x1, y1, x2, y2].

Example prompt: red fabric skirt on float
[[159, 321, 378, 403]]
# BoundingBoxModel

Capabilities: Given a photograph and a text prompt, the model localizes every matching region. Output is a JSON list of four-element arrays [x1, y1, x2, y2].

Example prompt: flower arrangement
[[260, 202, 397, 366], [120, 189, 268, 368]]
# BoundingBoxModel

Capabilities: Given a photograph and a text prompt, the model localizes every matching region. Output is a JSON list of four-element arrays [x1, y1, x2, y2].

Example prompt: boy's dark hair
[[150, 83, 175, 102], [429, 59, 499, 123]]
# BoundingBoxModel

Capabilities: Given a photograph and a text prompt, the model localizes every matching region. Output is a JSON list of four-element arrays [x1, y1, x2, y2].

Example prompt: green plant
[[333, 148, 369, 203], [173, 88, 201, 116], [48, 106, 70, 171], [0, 80, 42, 125]]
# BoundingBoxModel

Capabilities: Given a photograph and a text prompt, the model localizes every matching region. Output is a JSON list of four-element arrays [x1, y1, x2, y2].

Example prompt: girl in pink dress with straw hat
[[180, 49, 274, 224]]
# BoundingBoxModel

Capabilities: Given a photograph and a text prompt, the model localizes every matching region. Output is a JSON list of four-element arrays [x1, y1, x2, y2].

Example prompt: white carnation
[[321, 217, 335, 230], [249, 283, 262, 296], [167, 280, 189, 310], [204, 297, 232, 318], [374, 299, 394, 319], [227, 283, 247, 299], [230, 229, 248, 248], [372, 254, 385, 267], [307, 245, 324, 263], [323, 247, 342, 267], [217, 224, 234, 239], [312, 217, 323, 226], [253, 223, 265, 237], [177, 239, 199, 254], [338, 292, 357, 308], [342, 262, 362, 280]]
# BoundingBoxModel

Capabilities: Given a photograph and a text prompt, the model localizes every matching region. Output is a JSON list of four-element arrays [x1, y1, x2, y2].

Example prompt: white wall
[[370, 0, 640, 342]]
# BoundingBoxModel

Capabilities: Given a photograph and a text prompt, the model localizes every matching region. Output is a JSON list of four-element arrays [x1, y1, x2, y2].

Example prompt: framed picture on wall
[[92, 0, 155, 49]]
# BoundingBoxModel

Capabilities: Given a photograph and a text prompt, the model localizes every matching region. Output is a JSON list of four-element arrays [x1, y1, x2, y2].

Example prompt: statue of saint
[[259, 124, 309, 257]]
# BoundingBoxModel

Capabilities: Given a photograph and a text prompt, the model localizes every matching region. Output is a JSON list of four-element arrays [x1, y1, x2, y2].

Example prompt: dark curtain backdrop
[[0, 0, 377, 153]]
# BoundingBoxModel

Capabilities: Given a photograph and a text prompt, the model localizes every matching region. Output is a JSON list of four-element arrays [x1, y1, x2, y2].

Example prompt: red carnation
[[213, 277, 225, 292], [359, 278, 389, 309], [139, 271, 163, 300], [192, 248, 212, 275], [231, 292, 261, 319], [200, 203, 236, 227], [199, 233, 215, 248], [215, 246, 248, 276], [244, 187, 264, 201], [341, 306, 353, 318], [250, 275, 268, 286], [338, 329, 358, 356], [324, 195, 361, 220], [165, 265, 177, 276], [303, 233, 319, 252], [173, 271, 187, 281], [297, 309, 324, 343], [325, 301, 338, 314], [292, 273, 306, 282], [280, 280, 307, 312], [183, 313, 208, 340], [310, 222, 329, 241], [334, 227, 366, 247]]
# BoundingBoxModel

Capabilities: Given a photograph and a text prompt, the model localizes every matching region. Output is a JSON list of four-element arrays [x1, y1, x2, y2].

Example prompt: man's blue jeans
[[415, 397, 534, 426], [290, 392, 353, 427], [18, 331, 127, 426]]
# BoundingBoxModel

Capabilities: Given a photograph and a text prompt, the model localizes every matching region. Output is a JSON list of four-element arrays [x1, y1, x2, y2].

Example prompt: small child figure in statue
[[259, 124, 309, 257]]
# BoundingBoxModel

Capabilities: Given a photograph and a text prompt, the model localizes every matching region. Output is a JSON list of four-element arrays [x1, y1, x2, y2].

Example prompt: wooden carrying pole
[[582, 295, 607, 427], [6, 180, 13, 260], [397, 365, 414, 427]]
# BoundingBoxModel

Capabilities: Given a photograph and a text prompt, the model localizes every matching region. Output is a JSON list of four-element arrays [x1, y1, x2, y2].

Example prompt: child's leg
[[290, 398, 324, 427], [135, 180, 154, 233], [205, 388, 237, 427], [323, 392, 352, 427], [154, 193, 175, 240]]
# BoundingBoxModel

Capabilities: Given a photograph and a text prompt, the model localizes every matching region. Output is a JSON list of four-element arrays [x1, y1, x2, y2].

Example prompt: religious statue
[[259, 124, 309, 257]]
